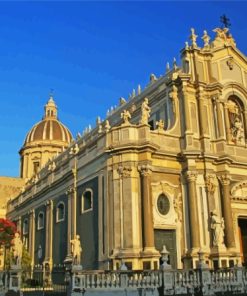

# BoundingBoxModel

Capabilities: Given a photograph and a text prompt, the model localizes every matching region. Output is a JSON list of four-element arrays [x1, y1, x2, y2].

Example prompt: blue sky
[[0, 1, 246, 177]]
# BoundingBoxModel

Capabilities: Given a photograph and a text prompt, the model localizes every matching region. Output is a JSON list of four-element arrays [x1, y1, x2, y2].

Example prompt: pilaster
[[218, 174, 235, 249]]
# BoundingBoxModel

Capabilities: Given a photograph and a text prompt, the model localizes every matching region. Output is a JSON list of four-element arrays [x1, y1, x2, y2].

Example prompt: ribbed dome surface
[[25, 119, 72, 144]]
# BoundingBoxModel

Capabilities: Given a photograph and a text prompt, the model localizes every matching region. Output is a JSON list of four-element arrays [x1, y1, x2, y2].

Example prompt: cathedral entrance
[[238, 218, 247, 266], [154, 229, 177, 268]]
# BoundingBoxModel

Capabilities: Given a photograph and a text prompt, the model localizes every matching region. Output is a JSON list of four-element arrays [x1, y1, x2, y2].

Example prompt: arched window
[[23, 218, 28, 235], [37, 211, 44, 230], [81, 189, 93, 213], [56, 202, 65, 222], [227, 96, 245, 144]]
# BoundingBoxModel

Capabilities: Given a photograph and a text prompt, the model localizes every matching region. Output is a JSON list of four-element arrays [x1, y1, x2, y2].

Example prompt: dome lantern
[[44, 95, 57, 119]]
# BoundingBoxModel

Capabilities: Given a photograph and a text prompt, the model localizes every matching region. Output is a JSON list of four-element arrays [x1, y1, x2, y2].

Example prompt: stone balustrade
[[71, 267, 247, 296]]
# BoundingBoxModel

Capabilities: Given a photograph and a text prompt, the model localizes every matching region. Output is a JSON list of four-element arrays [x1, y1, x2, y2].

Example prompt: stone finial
[[132, 89, 136, 97], [76, 132, 81, 140], [98, 123, 102, 134], [202, 30, 210, 48], [137, 84, 141, 95], [119, 97, 126, 105], [150, 73, 157, 83], [105, 120, 111, 132], [121, 109, 131, 125], [173, 58, 177, 70], [96, 116, 101, 125], [88, 125, 92, 132], [166, 62, 170, 73], [190, 28, 198, 47], [107, 109, 110, 117], [185, 41, 189, 49]]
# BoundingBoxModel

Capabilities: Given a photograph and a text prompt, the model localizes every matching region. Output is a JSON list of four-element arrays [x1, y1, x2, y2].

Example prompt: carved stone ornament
[[212, 27, 236, 48], [121, 110, 131, 125], [48, 161, 56, 172], [117, 165, 132, 178], [105, 120, 111, 132], [226, 58, 234, 70], [205, 174, 216, 194], [173, 193, 183, 222], [156, 119, 165, 132], [138, 164, 152, 176]]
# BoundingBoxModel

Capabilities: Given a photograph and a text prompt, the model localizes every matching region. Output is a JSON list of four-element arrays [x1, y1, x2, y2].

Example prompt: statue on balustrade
[[71, 234, 82, 265], [140, 98, 151, 125], [12, 232, 23, 267], [210, 211, 225, 247]]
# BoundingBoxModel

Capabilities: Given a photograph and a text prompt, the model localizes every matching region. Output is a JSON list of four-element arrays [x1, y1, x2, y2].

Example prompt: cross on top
[[220, 14, 231, 28]]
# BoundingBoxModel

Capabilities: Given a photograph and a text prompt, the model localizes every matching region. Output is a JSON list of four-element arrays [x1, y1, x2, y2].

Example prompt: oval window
[[157, 194, 170, 215]]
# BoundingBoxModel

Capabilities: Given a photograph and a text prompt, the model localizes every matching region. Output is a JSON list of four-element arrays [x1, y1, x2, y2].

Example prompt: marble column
[[215, 98, 224, 138], [219, 174, 235, 248], [186, 171, 200, 251], [28, 209, 35, 268], [44, 200, 53, 265], [139, 165, 155, 252]]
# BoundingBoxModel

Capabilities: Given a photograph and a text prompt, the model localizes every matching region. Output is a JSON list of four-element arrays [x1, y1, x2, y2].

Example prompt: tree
[[0, 218, 16, 247]]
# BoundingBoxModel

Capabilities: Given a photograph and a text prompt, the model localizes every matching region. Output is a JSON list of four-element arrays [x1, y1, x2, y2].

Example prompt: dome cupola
[[20, 96, 73, 180]]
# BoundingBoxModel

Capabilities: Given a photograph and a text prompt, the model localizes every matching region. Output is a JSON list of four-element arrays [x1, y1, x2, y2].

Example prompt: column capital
[[185, 171, 198, 182], [28, 209, 35, 216], [218, 174, 230, 186], [138, 164, 152, 177], [117, 165, 132, 178], [66, 186, 74, 195], [45, 199, 53, 207]]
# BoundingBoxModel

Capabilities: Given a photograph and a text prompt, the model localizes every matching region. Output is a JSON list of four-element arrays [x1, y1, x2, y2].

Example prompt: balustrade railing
[[71, 267, 247, 295]]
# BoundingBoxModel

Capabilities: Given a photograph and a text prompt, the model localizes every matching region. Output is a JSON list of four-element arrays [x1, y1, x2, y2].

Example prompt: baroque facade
[[6, 27, 247, 272]]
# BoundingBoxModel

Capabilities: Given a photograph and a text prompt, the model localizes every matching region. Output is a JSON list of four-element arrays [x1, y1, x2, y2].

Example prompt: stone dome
[[24, 119, 72, 144], [19, 96, 73, 180], [24, 97, 72, 145]]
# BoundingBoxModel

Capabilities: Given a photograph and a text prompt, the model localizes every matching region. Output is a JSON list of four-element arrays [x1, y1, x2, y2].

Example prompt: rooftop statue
[[140, 98, 151, 125], [121, 109, 131, 125]]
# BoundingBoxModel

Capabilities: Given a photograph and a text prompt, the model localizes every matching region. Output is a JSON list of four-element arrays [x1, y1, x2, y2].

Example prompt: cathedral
[[5, 27, 247, 272]]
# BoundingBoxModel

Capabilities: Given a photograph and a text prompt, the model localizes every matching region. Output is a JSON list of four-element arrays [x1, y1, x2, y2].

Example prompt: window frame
[[23, 218, 28, 235], [81, 188, 93, 213], [56, 201, 65, 223], [37, 211, 45, 230]]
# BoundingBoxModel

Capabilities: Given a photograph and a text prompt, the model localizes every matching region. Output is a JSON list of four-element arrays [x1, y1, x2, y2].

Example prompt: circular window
[[157, 194, 170, 215]]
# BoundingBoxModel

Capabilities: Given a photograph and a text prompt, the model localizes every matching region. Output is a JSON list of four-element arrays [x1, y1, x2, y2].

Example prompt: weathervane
[[220, 14, 231, 29]]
